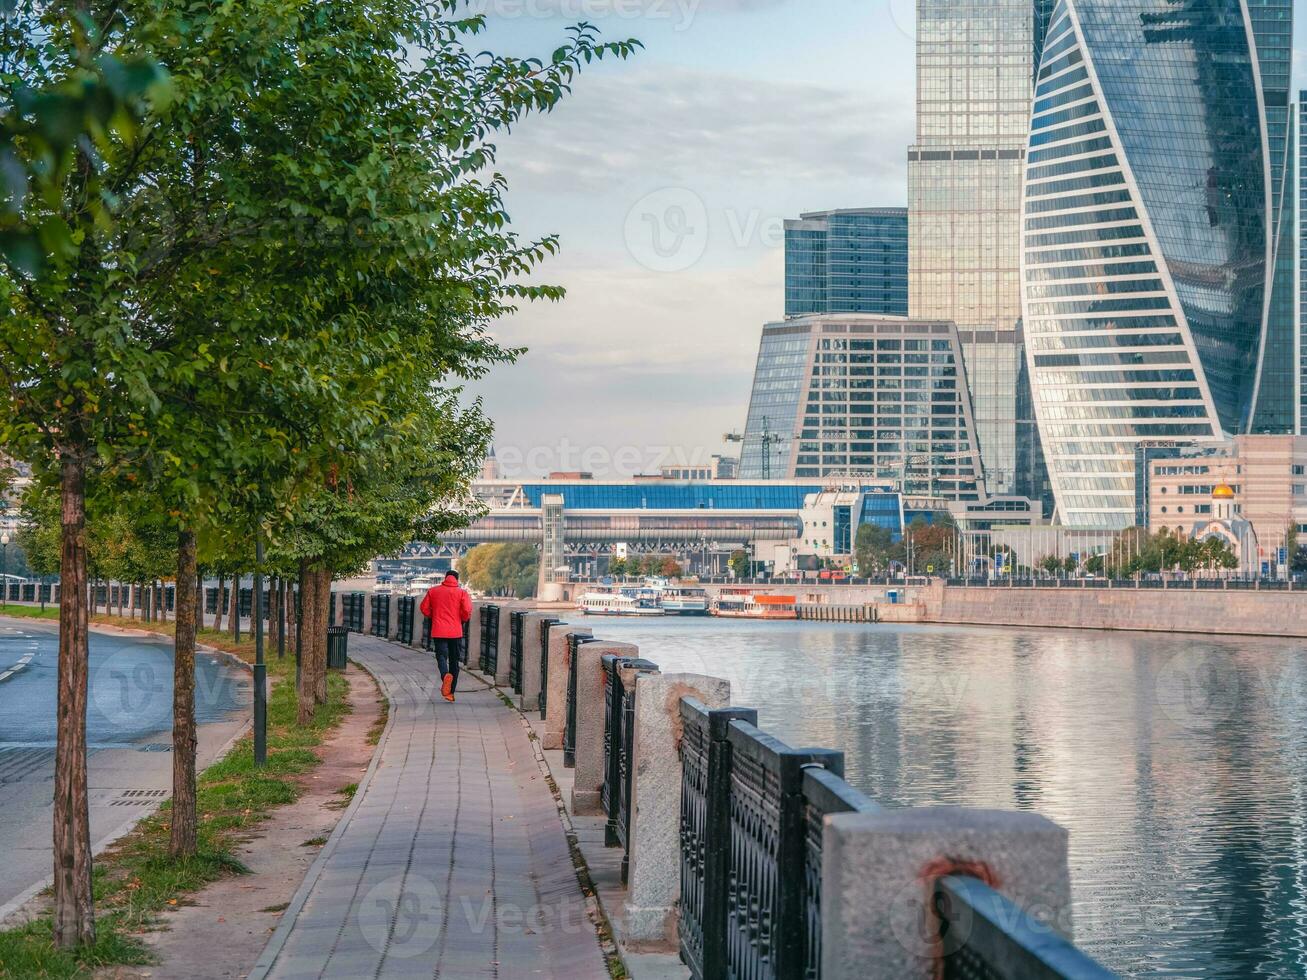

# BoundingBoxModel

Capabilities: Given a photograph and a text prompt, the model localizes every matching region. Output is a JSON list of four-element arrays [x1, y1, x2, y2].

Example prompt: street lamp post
[[253, 535, 267, 767], [1, 532, 9, 609]]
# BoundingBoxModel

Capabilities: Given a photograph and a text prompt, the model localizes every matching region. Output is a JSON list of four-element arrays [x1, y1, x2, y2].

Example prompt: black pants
[[432, 637, 461, 691]]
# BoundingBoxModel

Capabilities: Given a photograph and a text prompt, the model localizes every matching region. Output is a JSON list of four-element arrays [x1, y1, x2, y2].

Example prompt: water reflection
[[590, 618, 1307, 978]]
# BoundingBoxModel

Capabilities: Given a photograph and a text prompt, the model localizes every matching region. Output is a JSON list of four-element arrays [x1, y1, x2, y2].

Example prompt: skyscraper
[[1250, 0, 1296, 433], [908, 0, 1049, 500], [1021, 1, 1271, 528], [784, 209, 909, 318], [738, 315, 985, 497]]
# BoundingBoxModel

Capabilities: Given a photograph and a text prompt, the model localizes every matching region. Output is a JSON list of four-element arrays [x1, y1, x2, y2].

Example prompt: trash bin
[[327, 626, 349, 670]]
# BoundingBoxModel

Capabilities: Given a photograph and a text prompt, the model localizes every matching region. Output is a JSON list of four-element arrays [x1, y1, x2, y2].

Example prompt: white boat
[[660, 586, 711, 616], [579, 591, 665, 617]]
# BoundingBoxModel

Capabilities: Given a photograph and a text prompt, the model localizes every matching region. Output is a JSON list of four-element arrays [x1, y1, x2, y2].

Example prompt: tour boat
[[578, 591, 665, 617], [712, 590, 798, 620], [660, 586, 711, 616]]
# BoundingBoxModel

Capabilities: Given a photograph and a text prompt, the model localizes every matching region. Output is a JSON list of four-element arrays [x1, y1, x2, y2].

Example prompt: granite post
[[571, 640, 639, 815], [517, 612, 552, 711], [494, 603, 516, 687], [361, 593, 373, 635], [467, 599, 484, 661], [625, 672, 730, 948], [543, 624, 591, 749], [386, 594, 401, 641], [820, 808, 1073, 979]]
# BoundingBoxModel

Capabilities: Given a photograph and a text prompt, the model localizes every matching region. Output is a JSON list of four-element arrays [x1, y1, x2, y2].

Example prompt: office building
[[738, 314, 985, 499], [784, 208, 909, 318], [1146, 435, 1307, 576], [1250, 0, 1296, 433], [1021, 1, 1273, 528], [907, 0, 1050, 502]]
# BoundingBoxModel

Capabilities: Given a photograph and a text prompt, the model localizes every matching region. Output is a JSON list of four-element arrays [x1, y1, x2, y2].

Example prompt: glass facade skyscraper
[[738, 315, 985, 498], [784, 209, 909, 318], [1021, 1, 1270, 528], [1250, 0, 1295, 433], [908, 0, 1049, 501]]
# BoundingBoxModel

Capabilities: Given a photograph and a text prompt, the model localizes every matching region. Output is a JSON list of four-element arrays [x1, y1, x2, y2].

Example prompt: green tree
[[855, 524, 895, 576], [1, 0, 637, 939], [1038, 555, 1062, 577], [729, 550, 751, 579], [461, 543, 538, 598]]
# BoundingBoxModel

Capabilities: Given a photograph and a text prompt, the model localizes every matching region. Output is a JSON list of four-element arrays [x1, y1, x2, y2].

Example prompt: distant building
[[659, 455, 738, 481], [1146, 435, 1307, 576], [738, 314, 985, 500], [908, 0, 1048, 503], [1023, 2, 1284, 528], [784, 209, 908, 318]]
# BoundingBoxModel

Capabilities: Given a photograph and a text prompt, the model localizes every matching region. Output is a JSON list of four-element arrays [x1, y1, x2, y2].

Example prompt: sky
[[465, 0, 1307, 480]]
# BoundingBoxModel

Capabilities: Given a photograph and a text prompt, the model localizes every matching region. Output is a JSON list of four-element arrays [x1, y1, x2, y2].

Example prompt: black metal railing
[[461, 618, 470, 664], [937, 876, 1116, 979], [422, 613, 432, 652], [677, 701, 1116, 980], [239, 587, 253, 620], [509, 610, 526, 693], [329, 591, 336, 624], [679, 700, 758, 980], [479, 604, 500, 675], [539, 618, 562, 719], [370, 594, 389, 637], [396, 596, 414, 645], [800, 768, 878, 977], [342, 592, 365, 632], [600, 654, 660, 880], [564, 633, 598, 769]]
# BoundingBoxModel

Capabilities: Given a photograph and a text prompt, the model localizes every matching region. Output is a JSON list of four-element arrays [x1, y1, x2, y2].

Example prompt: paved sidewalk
[[252, 635, 608, 980]]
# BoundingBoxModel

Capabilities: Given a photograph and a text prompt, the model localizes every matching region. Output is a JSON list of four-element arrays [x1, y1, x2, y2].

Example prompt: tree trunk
[[53, 455, 95, 948], [116, 581, 123, 618], [213, 574, 224, 632], [312, 567, 331, 704], [267, 578, 278, 657], [171, 531, 199, 858], [228, 581, 239, 641], [296, 561, 316, 725]]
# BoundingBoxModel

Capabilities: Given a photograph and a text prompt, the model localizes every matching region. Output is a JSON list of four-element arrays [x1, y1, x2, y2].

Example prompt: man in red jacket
[[419, 570, 472, 702]]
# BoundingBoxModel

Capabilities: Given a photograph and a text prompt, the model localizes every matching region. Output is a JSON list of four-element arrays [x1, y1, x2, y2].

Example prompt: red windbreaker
[[420, 574, 472, 639]]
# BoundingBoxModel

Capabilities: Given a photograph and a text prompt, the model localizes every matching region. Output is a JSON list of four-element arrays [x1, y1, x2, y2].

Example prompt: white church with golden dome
[[1188, 482, 1260, 575]]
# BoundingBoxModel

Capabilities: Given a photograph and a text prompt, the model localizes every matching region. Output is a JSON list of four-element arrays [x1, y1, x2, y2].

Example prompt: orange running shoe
[[441, 673, 455, 702]]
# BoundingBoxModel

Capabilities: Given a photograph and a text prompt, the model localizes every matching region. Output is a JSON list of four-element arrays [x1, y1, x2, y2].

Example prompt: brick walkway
[[250, 635, 609, 980]]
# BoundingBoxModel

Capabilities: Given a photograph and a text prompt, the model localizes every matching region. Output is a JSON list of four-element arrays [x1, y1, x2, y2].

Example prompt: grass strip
[[0, 617, 350, 978]]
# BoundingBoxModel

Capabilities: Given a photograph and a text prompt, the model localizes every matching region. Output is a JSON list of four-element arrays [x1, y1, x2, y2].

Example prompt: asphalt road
[[0, 620, 251, 917]]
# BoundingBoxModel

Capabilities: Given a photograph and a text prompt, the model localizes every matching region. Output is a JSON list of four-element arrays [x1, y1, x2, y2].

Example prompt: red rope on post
[[920, 857, 1000, 980]]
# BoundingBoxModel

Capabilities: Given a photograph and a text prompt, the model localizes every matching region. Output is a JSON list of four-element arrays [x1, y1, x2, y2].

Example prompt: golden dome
[[1212, 483, 1235, 499]]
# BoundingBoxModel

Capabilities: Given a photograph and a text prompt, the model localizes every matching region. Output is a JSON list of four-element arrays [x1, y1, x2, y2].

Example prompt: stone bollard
[[820, 808, 1073, 980], [543, 624, 591, 749], [467, 599, 484, 662], [517, 612, 552, 711], [361, 594, 373, 635], [625, 673, 730, 948], [386, 594, 401, 641], [571, 640, 638, 815], [493, 603, 517, 686]]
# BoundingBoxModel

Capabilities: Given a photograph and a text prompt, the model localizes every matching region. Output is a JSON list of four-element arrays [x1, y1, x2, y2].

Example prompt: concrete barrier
[[625, 672, 730, 948], [571, 639, 638, 815], [820, 808, 1072, 979], [543, 624, 590, 750], [518, 612, 553, 711]]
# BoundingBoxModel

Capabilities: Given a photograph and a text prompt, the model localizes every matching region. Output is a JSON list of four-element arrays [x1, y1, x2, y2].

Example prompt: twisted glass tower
[[1021, 0, 1271, 528]]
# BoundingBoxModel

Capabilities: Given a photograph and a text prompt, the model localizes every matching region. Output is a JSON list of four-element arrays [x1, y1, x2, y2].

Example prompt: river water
[[587, 617, 1307, 979]]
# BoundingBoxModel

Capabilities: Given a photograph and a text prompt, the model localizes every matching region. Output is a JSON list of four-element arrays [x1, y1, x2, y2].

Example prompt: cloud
[[491, 65, 913, 200]]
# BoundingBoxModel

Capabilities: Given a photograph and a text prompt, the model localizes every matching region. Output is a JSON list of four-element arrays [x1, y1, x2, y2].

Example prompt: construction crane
[[723, 416, 792, 480]]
